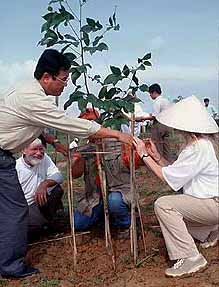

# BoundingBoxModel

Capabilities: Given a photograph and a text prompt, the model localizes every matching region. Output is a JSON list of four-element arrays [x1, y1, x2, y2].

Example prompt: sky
[[0, 0, 219, 114]]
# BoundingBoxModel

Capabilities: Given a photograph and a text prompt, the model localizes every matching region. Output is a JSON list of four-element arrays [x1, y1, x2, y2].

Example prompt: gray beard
[[25, 155, 42, 166]]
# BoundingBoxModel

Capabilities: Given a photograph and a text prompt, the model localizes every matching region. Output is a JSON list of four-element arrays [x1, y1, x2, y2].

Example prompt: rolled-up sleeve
[[45, 154, 64, 184], [162, 144, 206, 191]]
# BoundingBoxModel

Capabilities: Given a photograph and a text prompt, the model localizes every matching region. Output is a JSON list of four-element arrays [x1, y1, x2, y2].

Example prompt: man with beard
[[16, 139, 64, 235]]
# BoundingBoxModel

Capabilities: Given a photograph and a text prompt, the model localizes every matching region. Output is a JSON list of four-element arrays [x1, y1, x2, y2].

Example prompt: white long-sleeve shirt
[[0, 79, 101, 153], [16, 154, 63, 205], [152, 95, 171, 117], [162, 138, 219, 198]]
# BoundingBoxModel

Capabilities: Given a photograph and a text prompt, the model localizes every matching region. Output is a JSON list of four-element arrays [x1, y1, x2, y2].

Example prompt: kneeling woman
[[134, 96, 218, 278]]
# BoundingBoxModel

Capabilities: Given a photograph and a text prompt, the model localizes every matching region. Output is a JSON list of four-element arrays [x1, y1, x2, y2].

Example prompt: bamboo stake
[[96, 143, 116, 270], [28, 231, 90, 247], [136, 198, 147, 256], [130, 112, 138, 265], [67, 134, 77, 267]]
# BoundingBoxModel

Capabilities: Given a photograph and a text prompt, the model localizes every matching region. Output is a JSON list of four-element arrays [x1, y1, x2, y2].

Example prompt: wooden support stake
[[67, 134, 77, 267], [130, 111, 138, 265], [96, 143, 116, 270]]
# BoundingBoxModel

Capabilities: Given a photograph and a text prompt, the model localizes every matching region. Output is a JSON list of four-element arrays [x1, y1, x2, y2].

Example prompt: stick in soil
[[136, 198, 147, 256], [96, 143, 116, 270], [130, 112, 138, 265], [67, 134, 77, 267]]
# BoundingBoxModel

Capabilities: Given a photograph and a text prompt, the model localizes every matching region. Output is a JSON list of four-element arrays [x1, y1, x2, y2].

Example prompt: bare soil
[[1, 167, 218, 287]]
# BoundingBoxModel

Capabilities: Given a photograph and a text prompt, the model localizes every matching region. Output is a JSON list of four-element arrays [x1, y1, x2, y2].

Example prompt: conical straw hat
[[156, 95, 218, 134]]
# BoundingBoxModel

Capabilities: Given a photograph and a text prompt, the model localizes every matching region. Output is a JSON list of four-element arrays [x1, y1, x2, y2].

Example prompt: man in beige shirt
[[0, 49, 133, 278]]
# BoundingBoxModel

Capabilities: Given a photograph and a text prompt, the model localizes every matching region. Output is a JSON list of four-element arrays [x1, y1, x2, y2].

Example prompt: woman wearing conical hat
[[134, 96, 219, 278]]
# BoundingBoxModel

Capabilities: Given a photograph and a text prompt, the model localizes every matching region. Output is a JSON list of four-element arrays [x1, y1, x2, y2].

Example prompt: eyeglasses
[[54, 76, 69, 85]]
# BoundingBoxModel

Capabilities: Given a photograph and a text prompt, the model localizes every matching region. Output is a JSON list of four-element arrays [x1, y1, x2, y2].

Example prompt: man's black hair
[[148, 83, 162, 95], [204, 98, 209, 102], [34, 49, 71, 80]]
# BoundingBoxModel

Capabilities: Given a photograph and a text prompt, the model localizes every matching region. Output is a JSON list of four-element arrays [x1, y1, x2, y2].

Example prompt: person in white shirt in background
[[203, 98, 218, 119], [16, 139, 64, 234], [134, 96, 219, 278], [146, 83, 176, 163], [121, 102, 151, 136]]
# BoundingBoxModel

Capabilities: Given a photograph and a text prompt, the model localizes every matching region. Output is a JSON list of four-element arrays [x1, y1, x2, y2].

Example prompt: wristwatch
[[141, 153, 149, 160]]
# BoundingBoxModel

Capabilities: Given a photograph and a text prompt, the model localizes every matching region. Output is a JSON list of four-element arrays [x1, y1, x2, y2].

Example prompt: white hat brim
[[156, 95, 219, 134]]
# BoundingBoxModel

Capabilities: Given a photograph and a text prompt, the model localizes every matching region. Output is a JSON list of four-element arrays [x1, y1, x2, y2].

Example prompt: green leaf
[[96, 42, 108, 52], [78, 98, 88, 112], [104, 74, 124, 86], [41, 22, 50, 33], [83, 32, 90, 46], [98, 86, 107, 99], [95, 21, 103, 30], [57, 30, 64, 40], [110, 66, 121, 76], [93, 74, 101, 82], [122, 65, 130, 77], [61, 43, 71, 53], [112, 13, 116, 25], [64, 34, 77, 41], [71, 61, 79, 66], [143, 61, 152, 66], [64, 90, 85, 110], [64, 52, 77, 63], [142, 53, 151, 60], [45, 29, 58, 39], [132, 73, 139, 86], [137, 64, 145, 71], [77, 65, 87, 73], [42, 12, 55, 21], [85, 63, 92, 69], [106, 87, 117, 99], [87, 94, 98, 105], [49, 0, 64, 4], [86, 18, 96, 27], [71, 70, 81, 85], [114, 24, 120, 31], [139, 84, 149, 92], [48, 6, 53, 12], [83, 46, 96, 55], [81, 25, 93, 33], [109, 17, 113, 26], [137, 58, 142, 63], [93, 35, 103, 46]]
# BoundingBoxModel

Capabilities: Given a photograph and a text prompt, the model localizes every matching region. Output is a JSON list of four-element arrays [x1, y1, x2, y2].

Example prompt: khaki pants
[[154, 194, 219, 260]]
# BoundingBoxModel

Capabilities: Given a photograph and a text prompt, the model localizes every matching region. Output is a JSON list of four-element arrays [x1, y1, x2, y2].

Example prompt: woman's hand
[[145, 138, 161, 161], [133, 137, 148, 158]]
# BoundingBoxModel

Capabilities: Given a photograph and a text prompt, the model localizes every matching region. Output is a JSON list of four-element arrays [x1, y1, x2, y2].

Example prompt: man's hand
[[117, 132, 134, 146], [34, 182, 48, 206], [89, 127, 134, 146]]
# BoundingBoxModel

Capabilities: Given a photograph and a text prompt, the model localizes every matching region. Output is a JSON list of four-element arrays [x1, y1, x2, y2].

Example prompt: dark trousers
[[0, 149, 28, 276], [151, 121, 176, 163], [28, 185, 64, 232]]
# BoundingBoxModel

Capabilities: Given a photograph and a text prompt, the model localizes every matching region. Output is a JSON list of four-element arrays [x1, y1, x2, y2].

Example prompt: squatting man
[[16, 139, 64, 235]]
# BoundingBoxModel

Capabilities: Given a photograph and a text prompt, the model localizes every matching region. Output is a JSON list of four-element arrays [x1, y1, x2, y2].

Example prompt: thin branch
[[78, 0, 90, 95], [65, 0, 80, 22]]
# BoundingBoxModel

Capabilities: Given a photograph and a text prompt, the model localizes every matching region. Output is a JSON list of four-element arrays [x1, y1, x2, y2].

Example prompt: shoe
[[200, 230, 219, 249], [200, 238, 218, 249], [165, 254, 207, 278], [2, 266, 39, 279]]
